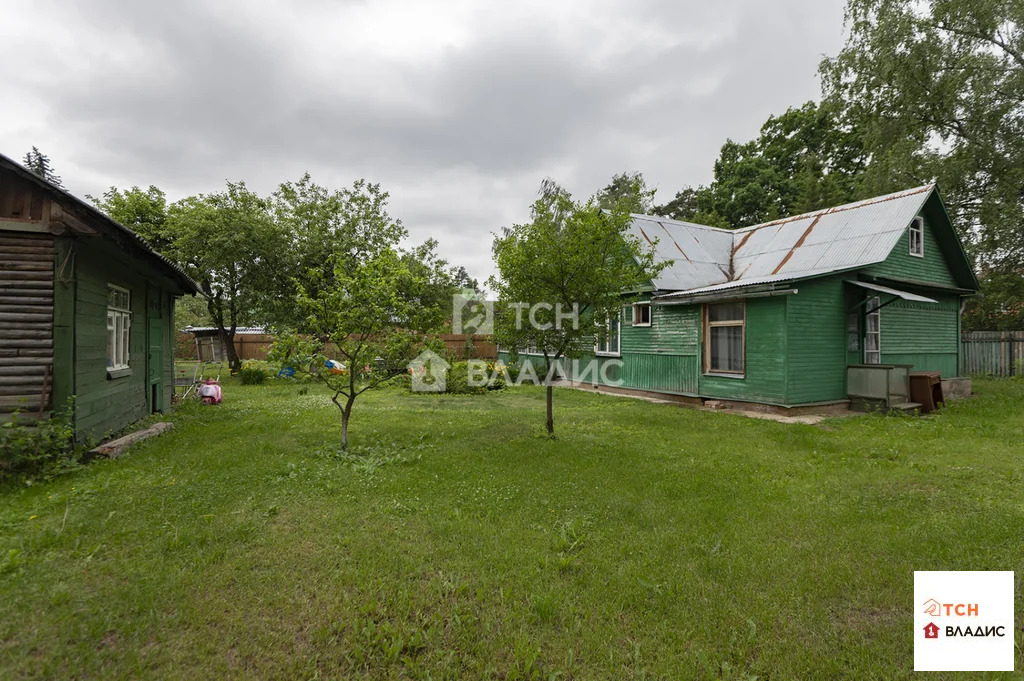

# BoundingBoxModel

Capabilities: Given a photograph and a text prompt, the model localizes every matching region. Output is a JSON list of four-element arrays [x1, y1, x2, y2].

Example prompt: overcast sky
[[0, 0, 847, 284]]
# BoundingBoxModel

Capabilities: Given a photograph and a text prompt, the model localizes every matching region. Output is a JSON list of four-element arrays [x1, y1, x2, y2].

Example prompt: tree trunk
[[341, 395, 355, 450], [546, 384, 554, 437], [220, 330, 241, 373]]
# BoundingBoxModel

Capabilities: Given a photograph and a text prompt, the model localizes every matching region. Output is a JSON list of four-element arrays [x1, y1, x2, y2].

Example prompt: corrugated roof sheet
[[183, 326, 268, 335], [632, 185, 937, 300], [627, 215, 732, 291]]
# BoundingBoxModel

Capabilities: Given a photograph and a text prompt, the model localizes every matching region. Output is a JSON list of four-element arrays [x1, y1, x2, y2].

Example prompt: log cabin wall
[[0, 231, 55, 422]]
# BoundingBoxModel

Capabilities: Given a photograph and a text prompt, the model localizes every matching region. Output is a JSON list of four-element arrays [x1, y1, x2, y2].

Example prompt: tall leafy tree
[[22, 147, 64, 189], [165, 182, 284, 371], [655, 102, 867, 227], [489, 180, 667, 436], [89, 186, 170, 250], [595, 172, 657, 214], [821, 0, 1024, 328]]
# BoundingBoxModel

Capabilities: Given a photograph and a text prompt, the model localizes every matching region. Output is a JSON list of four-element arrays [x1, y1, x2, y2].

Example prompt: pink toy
[[197, 379, 222, 404]]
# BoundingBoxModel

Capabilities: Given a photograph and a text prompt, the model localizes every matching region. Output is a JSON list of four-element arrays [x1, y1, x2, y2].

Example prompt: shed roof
[[0, 151, 200, 294], [629, 185, 961, 300], [184, 326, 268, 335]]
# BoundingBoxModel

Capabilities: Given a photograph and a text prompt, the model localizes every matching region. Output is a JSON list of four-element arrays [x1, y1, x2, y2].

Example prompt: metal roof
[[183, 326, 268, 335], [627, 215, 732, 291], [638, 185, 937, 301], [0, 151, 201, 294], [847, 280, 937, 303]]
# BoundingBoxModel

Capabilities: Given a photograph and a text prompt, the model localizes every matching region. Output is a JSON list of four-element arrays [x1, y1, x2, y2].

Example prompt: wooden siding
[[71, 238, 177, 440], [0, 231, 54, 421], [864, 213, 957, 287], [878, 294, 960, 376], [698, 296, 788, 404], [786, 276, 848, 404]]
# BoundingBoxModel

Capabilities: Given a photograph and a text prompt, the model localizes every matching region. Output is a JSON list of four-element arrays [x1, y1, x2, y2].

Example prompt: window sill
[[908, 251, 924, 258], [632, 323, 652, 328], [107, 367, 132, 380], [595, 352, 621, 358], [703, 371, 744, 379]]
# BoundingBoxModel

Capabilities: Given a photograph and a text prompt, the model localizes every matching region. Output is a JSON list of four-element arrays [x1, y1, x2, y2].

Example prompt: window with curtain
[[705, 301, 744, 374], [107, 285, 131, 371], [632, 302, 652, 326], [595, 311, 620, 355], [864, 296, 881, 364], [909, 216, 924, 257]]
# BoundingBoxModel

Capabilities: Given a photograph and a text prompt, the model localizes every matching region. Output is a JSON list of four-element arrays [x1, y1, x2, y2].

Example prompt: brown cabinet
[[909, 372, 945, 413]]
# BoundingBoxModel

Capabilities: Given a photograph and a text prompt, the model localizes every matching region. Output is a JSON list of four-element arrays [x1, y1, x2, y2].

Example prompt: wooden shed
[[501, 185, 980, 411], [0, 152, 199, 440]]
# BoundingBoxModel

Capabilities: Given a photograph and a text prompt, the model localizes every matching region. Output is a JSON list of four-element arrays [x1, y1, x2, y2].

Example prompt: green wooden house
[[0, 152, 199, 439], [501, 185, 979, 410]]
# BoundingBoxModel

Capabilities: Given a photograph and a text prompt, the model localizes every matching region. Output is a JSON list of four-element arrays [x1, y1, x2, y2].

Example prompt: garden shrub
[[0, 400, 80, 482], [444, 361, 488, 395], [238, 362, 269, 385]]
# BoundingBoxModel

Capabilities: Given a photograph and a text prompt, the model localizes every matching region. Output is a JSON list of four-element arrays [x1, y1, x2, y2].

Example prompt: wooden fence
[[961, 331, 1024, 376], [177, 332, 497, 362]]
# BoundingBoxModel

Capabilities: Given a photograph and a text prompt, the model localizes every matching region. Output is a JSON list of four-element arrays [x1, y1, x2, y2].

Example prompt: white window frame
[[107, 284, 131, 373], [909, 216, 924, 258], [595, 310, 621, 356], [864, 296, 881, 364], [632, 301, 652, 327], [704, 301, 745, 375]]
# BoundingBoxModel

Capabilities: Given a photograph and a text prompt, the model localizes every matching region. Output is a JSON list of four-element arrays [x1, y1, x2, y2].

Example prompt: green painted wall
[[785, 276, 849, 404], [878, 294, 960, 376], [864, 214, 957, 287], [67, 238, 178, 441], [698, 295, 788, 404]]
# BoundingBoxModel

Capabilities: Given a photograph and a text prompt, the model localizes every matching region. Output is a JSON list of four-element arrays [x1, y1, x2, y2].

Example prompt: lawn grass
[[1, 377, 1022, 679]]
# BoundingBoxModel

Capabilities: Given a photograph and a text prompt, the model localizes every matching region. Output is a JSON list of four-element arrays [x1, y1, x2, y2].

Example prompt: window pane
[[710, 325, 743, 372], [709, 302, 744, 322], [123, 313, 131, 366], [107, 321, 115, 368], [635, 304, 651, 324]]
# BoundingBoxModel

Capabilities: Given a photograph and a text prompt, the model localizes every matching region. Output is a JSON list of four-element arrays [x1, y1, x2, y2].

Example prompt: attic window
[[633, 302, 652, 327], [909, 217, 924, 257]]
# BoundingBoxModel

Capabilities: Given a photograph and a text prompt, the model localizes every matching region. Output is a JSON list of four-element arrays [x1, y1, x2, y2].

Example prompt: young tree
[[489, 180, 667, 436], [269, 185, 446, 449], [165, 182, 284, 371], [22, 147, 64, 189]]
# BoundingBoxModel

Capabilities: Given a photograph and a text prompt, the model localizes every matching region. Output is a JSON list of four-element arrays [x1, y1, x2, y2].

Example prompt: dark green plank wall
[[786, 276, 849, 404], [71, 238, 178, 440], [879, 294, 960, 376], [864, 213, 957, 287], [698, 295, 788, 404]]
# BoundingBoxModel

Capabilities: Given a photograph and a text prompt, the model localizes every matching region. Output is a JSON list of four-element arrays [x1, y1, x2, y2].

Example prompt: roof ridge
[[732, 184, 935, 234], [630, 212, 736, 234]]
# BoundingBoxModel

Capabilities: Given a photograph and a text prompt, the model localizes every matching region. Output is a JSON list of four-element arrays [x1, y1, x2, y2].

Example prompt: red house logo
[[924, 622, 940, 639]]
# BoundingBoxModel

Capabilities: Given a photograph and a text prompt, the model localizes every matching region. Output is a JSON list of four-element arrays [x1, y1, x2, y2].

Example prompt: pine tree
[[22, 147, 64, 189]]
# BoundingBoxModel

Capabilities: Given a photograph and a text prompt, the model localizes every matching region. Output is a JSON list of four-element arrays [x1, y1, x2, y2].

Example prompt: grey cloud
[[0, 0, 847, 285]]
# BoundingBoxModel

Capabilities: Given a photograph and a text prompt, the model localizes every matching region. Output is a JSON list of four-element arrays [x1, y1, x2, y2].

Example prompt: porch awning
[[846, 280, 937, 304]]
